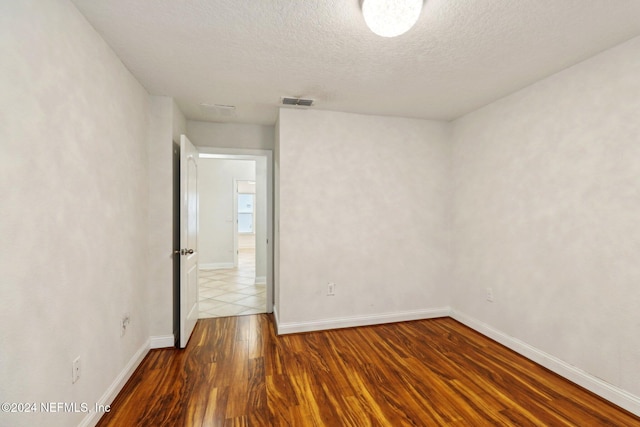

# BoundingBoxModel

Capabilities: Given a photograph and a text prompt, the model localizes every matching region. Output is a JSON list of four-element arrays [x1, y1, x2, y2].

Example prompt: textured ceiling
[[70, 0, 640, 125]]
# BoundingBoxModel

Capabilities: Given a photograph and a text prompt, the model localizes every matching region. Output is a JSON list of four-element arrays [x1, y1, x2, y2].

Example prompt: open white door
[[179, 134, 199, 348]]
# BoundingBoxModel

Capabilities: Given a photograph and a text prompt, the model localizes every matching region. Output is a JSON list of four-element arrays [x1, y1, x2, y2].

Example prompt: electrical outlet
[[121, 313, 131, 336], [327, 282, 335, 296], [72, 357, 81, 383], [486, 287, 494, 302]]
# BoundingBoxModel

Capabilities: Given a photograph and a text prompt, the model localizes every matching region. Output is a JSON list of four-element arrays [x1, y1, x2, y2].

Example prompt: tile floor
[[198, 248, 266, 318]]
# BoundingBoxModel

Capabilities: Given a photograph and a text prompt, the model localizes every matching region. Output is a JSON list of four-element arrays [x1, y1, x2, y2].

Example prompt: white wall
[[276, 109, 451, 330], [147, 98, 185, 341], [452, 35, 640, 403], [187, 121, 274, 150], [0, 1, 151, 426], [199, 159, 256, 268]]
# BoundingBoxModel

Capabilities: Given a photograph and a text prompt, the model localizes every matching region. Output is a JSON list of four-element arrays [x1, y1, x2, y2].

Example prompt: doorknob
[[186, 249, 194, 254]]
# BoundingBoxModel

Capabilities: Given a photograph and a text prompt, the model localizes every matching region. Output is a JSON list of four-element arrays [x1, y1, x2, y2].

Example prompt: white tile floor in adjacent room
[[198, 248, 266, 318]]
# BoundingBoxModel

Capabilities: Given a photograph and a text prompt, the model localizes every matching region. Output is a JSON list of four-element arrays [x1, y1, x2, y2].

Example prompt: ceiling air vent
[[282, 97, 314, 107]]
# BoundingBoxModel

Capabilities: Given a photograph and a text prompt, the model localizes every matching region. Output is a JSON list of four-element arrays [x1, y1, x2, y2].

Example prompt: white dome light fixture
[[362, 0, 423, 38]]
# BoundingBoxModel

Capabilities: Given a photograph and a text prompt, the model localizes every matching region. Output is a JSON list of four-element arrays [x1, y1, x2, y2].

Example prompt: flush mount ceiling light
[[362, 0, 423, 38]]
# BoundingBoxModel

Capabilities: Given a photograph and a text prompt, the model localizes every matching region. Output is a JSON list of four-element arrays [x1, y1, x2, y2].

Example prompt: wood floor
[[97, 315, 640, 426]]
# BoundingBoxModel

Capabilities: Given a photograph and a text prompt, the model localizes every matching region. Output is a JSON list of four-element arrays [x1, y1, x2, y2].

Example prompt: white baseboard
[[254, 276, 266, 285], [78, 339, 150, 427], [150, 334, 175, 349], [450, 309, 640, 417], [199, 262, 234, 270], [275, 307, 450, 335]]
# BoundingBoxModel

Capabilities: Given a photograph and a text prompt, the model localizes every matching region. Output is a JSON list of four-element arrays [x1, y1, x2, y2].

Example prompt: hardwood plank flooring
[[97, 315, 640, 426]]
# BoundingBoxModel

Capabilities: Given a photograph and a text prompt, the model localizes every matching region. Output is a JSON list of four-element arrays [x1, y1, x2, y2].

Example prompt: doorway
[[234, 179, 256, 269], [196, 148, 273, 318]]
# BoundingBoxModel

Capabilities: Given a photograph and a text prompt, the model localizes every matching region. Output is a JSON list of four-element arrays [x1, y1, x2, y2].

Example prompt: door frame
[[198, 147, 274, 314]]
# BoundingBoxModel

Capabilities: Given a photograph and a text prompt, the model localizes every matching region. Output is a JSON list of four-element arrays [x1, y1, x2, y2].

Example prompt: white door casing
[[179, 135, 199, 348]]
